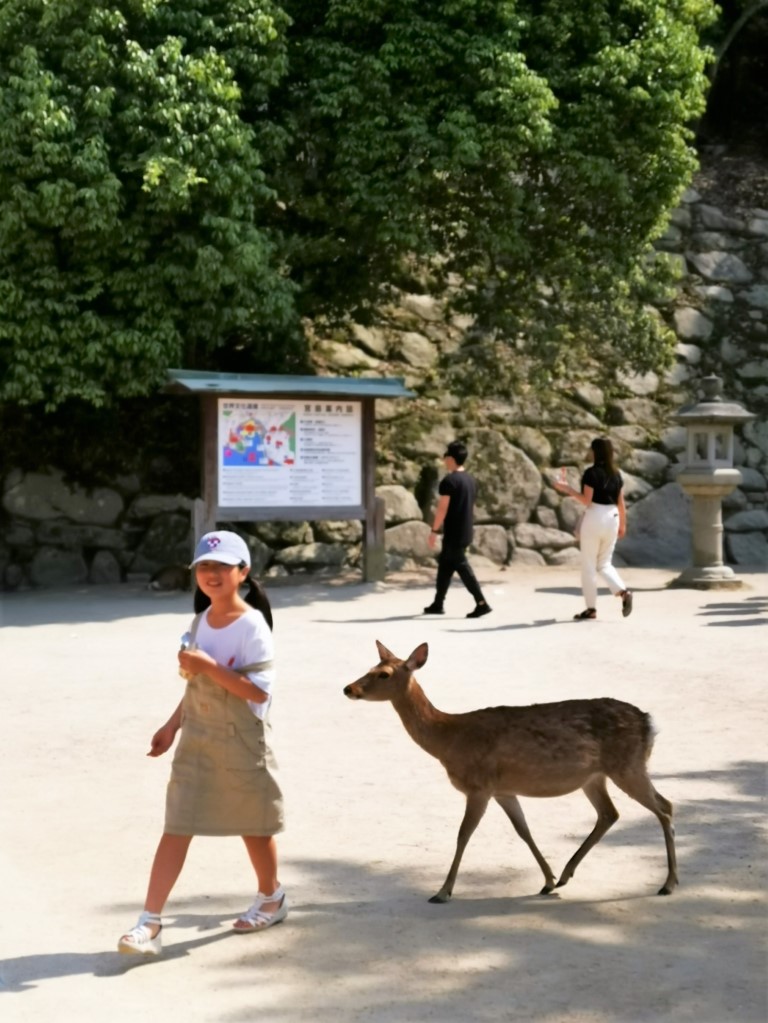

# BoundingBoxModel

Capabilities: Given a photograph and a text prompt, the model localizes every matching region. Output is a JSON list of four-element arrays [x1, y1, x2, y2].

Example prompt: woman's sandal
[[573, 608, 597, 620], [620, 590, 634, 617], [233, 885, 288, 933], [117, 911, 163, 955]]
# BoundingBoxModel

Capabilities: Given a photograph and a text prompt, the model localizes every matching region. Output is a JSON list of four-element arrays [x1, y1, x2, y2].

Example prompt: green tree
[[0, 0, 300, 408], [1, 0, 719, 410], [275, 0, 717, 390]]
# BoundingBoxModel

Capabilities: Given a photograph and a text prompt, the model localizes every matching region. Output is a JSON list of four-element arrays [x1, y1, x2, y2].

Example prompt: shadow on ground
[[1, 762, 764, 1023]]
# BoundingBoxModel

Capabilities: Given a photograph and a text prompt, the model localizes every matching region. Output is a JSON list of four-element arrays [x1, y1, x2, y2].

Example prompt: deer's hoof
[[428, 892, 451, 904], [657, 885, 674, 896], [539, 884, 556, 895]]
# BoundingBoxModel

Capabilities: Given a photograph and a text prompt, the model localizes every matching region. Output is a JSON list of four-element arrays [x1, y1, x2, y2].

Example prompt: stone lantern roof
[[673, 375, 755, 427]]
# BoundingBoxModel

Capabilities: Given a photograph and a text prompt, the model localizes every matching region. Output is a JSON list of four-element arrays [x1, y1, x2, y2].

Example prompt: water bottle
[[179, 631, 194, 680]]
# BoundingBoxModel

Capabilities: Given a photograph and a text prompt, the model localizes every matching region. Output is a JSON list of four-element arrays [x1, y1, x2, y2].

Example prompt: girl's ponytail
[[243, 575, 273, 631]]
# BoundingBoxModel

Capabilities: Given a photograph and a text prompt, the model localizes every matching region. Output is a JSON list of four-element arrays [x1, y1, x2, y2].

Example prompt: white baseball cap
[[190, 530, 251, 568]]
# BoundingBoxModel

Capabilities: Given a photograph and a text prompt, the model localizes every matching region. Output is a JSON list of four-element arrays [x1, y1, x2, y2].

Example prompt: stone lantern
[[671, 375, 755, 589]]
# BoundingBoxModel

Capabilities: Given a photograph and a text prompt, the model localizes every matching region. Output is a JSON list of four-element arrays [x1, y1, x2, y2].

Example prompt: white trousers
[[579, 504, 626, 609]]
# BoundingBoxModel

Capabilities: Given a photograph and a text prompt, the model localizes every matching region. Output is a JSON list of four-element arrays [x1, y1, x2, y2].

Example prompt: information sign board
[[218, 398, 362, 510]]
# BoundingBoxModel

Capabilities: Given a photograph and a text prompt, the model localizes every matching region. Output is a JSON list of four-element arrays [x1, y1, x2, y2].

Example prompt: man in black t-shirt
[[424, 441, 492, 619]]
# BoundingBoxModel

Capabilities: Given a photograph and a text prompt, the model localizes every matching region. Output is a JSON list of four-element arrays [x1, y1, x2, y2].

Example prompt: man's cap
[[190, 530, 250, 568]]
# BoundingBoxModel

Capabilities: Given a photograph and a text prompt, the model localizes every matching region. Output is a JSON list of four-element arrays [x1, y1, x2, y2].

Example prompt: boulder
[[396, 331, 438, 369], [546, 547, 582, 566], [402, 293, 444, 321], [314, 520, 364, 544], [514, 523, 576, 551], [673, 307, 713, 341], [723, 509, 768, 532], [243, 534, 273, 575], [471, 525, 509, 564], [726, 531, 768, 566], [273, 542, 347, 568], [384, 521, 432, 559], [376, 485, 422, 524], [623, 450, 670, 486], [3, 469, 123, 525], [687, 251, 753, 284], [129, 513, 192, 574], [89, 550, 122, 584], [127, 495, 193, 519], [510, 548, 546, 566], [30, 547, 88, 587], [619, 484, 691, 566], [468, 430, 542, 526]]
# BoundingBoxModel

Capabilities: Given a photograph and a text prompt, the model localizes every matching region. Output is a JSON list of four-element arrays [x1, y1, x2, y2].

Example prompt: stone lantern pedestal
[[670, 376, 755, 590]]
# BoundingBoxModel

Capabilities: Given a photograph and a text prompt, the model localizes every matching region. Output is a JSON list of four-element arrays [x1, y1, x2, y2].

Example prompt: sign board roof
[[166, 369, 415, 400]]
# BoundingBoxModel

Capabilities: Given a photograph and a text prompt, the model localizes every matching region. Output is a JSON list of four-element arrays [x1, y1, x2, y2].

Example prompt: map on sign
[[221, 409, 296, 467]]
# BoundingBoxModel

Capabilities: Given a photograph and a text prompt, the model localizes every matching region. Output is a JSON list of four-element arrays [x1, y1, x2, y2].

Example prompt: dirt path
[[1, 565, 766, 1022]]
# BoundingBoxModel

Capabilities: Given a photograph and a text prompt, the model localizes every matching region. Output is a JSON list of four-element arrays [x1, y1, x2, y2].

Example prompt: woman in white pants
[[554, 437, 633, 620]]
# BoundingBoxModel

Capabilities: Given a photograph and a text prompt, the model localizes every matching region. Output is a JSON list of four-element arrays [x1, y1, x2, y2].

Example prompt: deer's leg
[[494, 794, 557, 894], [429, 792, 489, 904], [556, 775, 619, 890], [611, 770, 678, 895]]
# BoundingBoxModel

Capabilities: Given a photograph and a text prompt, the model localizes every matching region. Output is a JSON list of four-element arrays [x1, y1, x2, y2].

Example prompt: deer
[[343, 641, 678, 903]]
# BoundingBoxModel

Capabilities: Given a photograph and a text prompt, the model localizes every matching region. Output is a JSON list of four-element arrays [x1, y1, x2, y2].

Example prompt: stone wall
[[2, 180, 766, 589]]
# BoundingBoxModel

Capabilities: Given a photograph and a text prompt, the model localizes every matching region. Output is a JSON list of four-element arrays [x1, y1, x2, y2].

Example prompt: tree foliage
[[276, 0, 718, 390], [0, 0, 719, 408], [0, 0, 302, 408]]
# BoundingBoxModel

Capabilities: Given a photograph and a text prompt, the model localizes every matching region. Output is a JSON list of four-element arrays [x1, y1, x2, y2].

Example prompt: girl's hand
[[553, 467, 569, 494], [147, 722, 177, 757], [178, 648, 217, 677]]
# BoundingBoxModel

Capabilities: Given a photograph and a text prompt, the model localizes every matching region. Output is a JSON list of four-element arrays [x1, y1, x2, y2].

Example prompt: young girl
[[554, 437, 633, 621], [118, 530, 286, 955]]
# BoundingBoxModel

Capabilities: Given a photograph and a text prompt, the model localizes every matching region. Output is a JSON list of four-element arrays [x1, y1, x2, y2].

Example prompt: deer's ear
[[405, 642, 428, 672], [376, 640, 396, 662]]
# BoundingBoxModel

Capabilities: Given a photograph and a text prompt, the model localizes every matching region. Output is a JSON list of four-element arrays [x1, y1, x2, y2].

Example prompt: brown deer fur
[[343, 641, 678, 902]]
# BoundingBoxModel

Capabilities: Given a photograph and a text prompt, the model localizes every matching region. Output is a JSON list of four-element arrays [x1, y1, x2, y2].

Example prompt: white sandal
[[117, 911, 163, 955], [233, 886, 287, 932]]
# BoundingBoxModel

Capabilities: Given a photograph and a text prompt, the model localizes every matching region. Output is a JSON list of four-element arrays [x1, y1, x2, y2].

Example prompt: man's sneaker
[[466, 604, 492, 619], [423, 603, 445, 615]]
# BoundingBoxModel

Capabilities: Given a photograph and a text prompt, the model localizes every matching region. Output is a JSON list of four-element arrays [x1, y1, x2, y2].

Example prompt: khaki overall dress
[[164, 613, 284, 837]]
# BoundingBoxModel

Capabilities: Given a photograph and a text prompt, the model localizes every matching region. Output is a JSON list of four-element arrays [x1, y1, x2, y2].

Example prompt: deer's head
[[344, 641, 429, 701]]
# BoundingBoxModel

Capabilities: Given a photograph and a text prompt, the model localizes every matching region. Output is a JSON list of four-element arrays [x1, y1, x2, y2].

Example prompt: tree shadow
[[217, 759, 765, 1023], [698, 595, 768, 628], [2, 763, 763, 1023], [0, 578, 406, 628]]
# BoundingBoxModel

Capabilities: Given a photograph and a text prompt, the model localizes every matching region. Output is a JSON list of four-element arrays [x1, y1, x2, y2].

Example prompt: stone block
[[687, 251, 753, 284], [619, 483, 691, 566], [726, 531, 768, 566], [3, 469, 123, 525], [273, 542, 347, 567], [89, 550, 122, 584], [30, 547, 88, 587], [673, 308, 713, 340], [384, 521, 432, 558], [376, 484, 422, 524], [723, 509, 768, 532], [471, 525, 509, 564], [513, 523, 576, 550]]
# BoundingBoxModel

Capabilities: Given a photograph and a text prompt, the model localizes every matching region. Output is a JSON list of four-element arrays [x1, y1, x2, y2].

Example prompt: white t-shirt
[[193, 607, 275, 720]]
